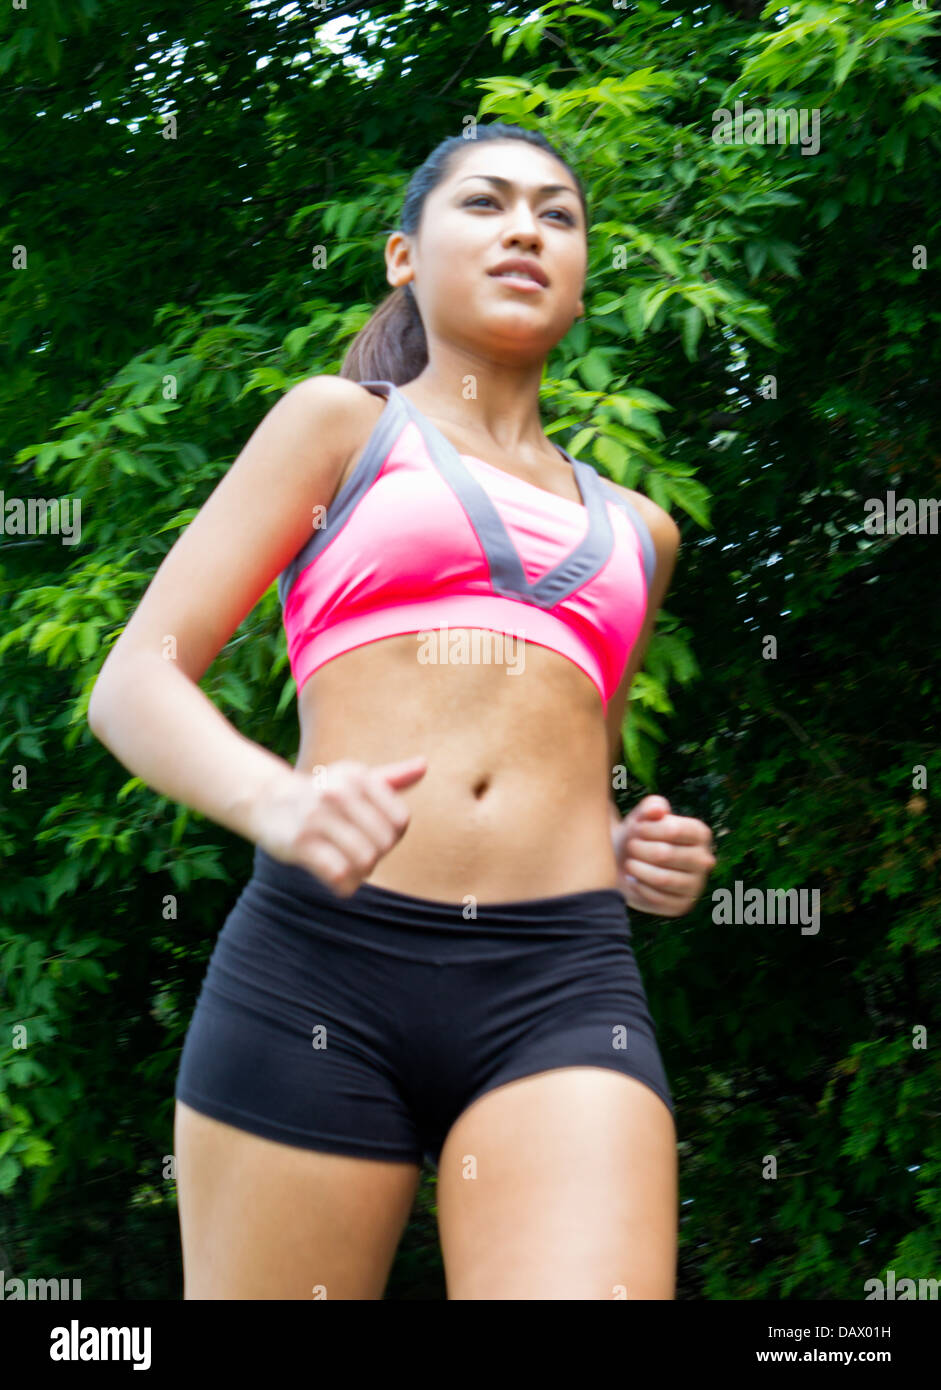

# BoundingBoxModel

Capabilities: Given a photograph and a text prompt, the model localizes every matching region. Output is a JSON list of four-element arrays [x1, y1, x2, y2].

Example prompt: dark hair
[[338, 123, 588, 385]]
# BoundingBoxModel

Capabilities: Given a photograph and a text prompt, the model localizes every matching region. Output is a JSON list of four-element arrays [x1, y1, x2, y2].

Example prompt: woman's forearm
[[88, 655, 294, 844]]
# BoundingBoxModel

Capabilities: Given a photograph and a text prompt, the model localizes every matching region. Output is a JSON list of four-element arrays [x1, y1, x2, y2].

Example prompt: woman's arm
[[602, 493, 716, 913], [89, 654, 297, 845], [88, 375, 366, 843], [604, 492, 681, 806]]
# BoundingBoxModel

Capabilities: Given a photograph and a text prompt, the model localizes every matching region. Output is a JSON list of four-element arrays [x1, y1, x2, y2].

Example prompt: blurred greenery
[[1, 0, 938, 1299]]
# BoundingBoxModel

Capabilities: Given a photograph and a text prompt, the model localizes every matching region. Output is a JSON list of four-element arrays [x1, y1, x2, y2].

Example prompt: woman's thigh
[[435, 1067, 677, 1300], [174, 1101, 421, 1300]]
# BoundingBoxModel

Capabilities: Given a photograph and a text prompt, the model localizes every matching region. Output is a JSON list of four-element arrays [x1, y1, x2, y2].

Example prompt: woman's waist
[[361, 781, 620, 901], [362, 836, 621, 903], [292, 663, 616, 898], [286, 755, 619, 901], [244, 839, 627, 950]]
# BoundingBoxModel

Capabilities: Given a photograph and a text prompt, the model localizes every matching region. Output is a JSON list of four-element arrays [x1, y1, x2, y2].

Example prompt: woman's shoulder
[[601, 476, 681, 552], [295, 373, 383, 410], [294, 374, 391, 458]]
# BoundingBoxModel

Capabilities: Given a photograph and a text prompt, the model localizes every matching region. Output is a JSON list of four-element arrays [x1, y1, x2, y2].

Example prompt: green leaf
[[624, 408, 663, 440], [593, 434, 630, 476], [631, 670, 674, 714], [641, 285, 676, 328], [728, 308, 777, 350], [20, 1134, 54, 1169], [7, 1057, 42, 1085], [0, 1154, 21, 1193], [578, 349, 614, 392], [112, 412, 147, 437], [168, 859, 191, 891], [170, 807, 190, 848], [77, 623, 100, 661], [834, 38, 863, 89], [663, 477, 712, 529], [560, 6, 613, 25], [68, 960, 108, 992], [614, 388, 674, 414], [112, 450, 138, 475], [568, 426, 596, 456], [744, 243, 767, 280], [218, 673, 252, 714], [284, 325, 315, 360], [137, 404, 172, 425], [0, 1127, 23, 1157], [650, 240, 683, 277], [766, 240, 800, 278], [648, 631, 699, 685], [679, 306, 704, 362], [16, 733, 43, 759], [645, 472, 671, 512], [276, 674, 296, 717], [59, 433, 90, 460], [46, 859, 82, 910], [883, 129, 908, 172], [623, 283, 648, 342], [117, 777, 145, 802]]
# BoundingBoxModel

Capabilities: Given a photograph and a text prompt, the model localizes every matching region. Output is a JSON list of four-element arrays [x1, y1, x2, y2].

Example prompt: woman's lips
[[488, 272, 546, 293]]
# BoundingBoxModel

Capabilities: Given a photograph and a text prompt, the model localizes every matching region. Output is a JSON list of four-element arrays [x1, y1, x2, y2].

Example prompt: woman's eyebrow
[[456, 173, 580, 199]]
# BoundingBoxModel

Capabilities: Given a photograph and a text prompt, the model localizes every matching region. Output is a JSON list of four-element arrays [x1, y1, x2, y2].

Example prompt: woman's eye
[[463, 195, 574, 224]]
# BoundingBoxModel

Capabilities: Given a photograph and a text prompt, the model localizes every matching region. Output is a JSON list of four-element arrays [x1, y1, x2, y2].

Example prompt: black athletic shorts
[[175, 845, 674, 1169]]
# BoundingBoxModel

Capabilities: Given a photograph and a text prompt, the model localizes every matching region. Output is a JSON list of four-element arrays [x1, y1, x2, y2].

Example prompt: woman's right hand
[[250, 756, 428, 896]]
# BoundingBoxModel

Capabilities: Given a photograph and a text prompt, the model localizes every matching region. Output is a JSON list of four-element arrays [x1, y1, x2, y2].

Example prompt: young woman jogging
[[89, 122, 716, 1300]]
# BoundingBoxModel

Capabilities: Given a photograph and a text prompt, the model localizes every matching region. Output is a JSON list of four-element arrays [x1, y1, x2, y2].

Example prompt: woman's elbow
[[87, 677, 112, 738]]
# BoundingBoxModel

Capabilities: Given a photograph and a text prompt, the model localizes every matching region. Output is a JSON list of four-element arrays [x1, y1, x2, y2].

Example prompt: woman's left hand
[[612, 794, 717, 916]]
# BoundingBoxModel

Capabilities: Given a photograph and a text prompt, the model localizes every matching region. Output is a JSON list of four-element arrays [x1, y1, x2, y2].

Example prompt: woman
[[88, 122, 716, 1300]]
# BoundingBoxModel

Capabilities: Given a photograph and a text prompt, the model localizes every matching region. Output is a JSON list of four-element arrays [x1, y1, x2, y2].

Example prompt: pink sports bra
[[278, 380, 657, 714]]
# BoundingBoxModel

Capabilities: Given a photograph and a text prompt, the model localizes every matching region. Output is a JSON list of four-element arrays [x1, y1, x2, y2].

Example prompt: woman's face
[[387, 140, 587, 362]]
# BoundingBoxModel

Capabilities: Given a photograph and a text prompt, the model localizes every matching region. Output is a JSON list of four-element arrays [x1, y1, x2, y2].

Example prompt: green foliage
[[1, 0, 938, 1300]]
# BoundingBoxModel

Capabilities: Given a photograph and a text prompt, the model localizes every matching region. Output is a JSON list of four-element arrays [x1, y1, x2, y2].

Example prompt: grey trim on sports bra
[[277, 382, 410, 607], [594, 480, 657, 593], [277, 379, 657, 607]]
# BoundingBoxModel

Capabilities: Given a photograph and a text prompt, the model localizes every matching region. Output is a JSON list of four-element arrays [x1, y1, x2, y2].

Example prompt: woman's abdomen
[[293, 632, 620, 903]]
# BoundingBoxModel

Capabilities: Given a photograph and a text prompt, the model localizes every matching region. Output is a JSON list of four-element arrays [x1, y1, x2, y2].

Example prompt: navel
[[471, 774, 491, 800]]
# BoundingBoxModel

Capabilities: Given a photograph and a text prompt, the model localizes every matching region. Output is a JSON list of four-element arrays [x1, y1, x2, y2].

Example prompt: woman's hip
[[182, 844, 664, 1075]]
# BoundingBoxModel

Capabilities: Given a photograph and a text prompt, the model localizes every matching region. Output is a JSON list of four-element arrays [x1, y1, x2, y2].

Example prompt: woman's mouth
[[488, 271, 546, 293]]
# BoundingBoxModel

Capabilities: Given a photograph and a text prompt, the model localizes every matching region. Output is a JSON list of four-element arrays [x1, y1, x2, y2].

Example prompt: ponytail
[[338, 282, 427, 386]]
